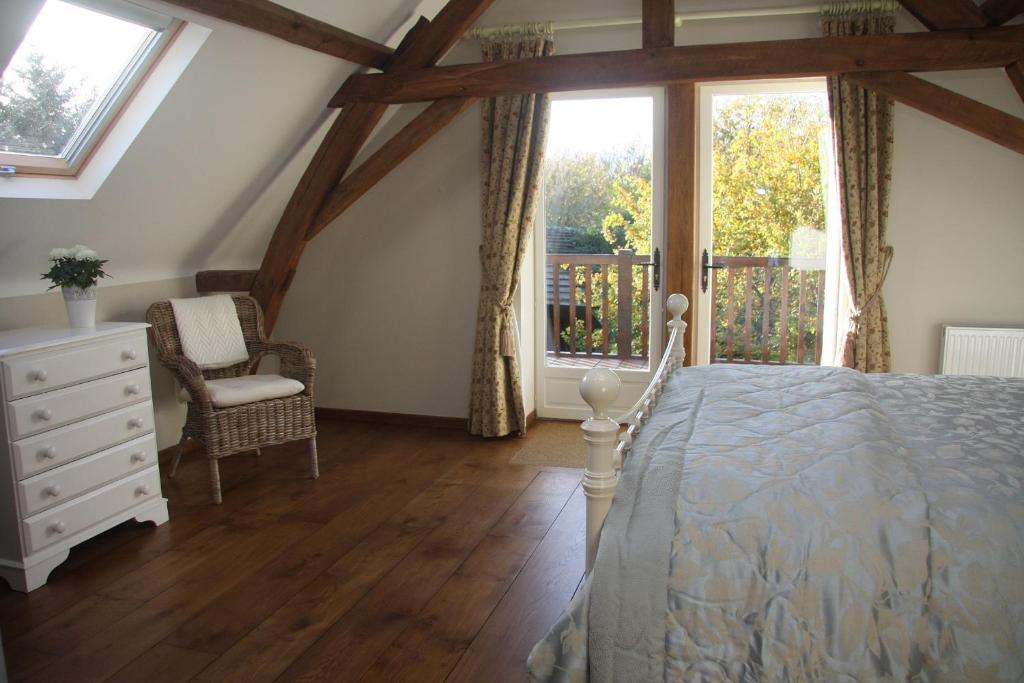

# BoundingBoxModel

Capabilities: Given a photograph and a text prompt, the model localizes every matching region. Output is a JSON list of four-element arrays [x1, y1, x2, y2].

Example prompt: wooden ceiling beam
[[158, 0, 394, 68], [249, 0, 496, 331], [846, 71, 1024, 155], [196, 270, 257, 293], [642, 0, 675, 49], [310, 97, 478, 238], [979, 0, 1024, 25], [898, 0, 988, 29], [330, 26, 1024, 105], [901, 0, 1024, 104], [1008, 62, 1024, 100]]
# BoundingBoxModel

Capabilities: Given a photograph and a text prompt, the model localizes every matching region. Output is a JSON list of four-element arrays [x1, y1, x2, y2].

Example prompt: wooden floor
[[0, 418, 586, 682]]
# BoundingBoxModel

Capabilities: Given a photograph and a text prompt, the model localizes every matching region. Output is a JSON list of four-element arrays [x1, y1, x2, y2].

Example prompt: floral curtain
[[468, 32, 554, 437], [824, 5, 897, 372]]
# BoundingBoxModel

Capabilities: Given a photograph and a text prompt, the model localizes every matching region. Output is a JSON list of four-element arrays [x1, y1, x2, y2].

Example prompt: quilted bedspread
[[528, 366, 1024, 682]]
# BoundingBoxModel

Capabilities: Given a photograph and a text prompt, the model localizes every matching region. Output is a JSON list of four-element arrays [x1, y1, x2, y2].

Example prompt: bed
[[529, 294, 1024, 682]]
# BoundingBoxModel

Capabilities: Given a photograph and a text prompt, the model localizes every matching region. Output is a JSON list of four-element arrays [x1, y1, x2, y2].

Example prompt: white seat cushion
[[179, 374, 305, 408]]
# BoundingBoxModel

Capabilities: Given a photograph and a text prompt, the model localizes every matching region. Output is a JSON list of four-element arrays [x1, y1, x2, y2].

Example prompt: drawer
[[11, 401, 154, 480], [22, 467, 161, 555], [7, 367, 152, 440], [3, 331, 147, 400], [17, 434, 157, 517]]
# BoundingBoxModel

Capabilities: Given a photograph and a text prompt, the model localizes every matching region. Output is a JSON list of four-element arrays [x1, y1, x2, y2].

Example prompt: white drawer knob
[[128, 417, 145, 429], [125, 383, 141, 396], [44, 484, 62, 498], [39, 446, 57, 460], [49, 521, 66, 534], [130, 452, 147, 464], [34, 408, 53, 421], [30, 369, 48, 382], [135, 484, 150, 496], [122, 349, 138, 361]]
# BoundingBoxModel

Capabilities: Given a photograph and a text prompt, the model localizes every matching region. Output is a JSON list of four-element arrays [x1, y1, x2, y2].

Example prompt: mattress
[[529, 365, 1024, 682]]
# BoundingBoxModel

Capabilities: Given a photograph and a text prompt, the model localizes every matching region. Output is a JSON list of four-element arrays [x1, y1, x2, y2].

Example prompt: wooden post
[[616, 249, 635, 358], [568, 265, 577, 355], [666, 84, 698, 365], [551, 261, 561, 356], [585, 268, 594, 355], [579, 368, 621, 573]]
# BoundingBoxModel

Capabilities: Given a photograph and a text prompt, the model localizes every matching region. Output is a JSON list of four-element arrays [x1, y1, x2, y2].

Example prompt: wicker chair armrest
[[249, 340, 315, 394], [167, 355, 212, 405]]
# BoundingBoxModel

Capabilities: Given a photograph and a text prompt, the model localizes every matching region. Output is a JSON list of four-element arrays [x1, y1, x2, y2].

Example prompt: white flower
[[49, 247, 69, 260], [67, 244, 99, 260]]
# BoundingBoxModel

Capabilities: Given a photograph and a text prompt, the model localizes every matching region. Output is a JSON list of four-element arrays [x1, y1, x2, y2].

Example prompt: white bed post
[[579, 368, 621, 574], [579, 293, 689, 573], [667, 293, 689, 367]]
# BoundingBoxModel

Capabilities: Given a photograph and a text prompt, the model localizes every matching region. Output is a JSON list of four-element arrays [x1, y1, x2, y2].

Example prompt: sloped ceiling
[[0, 0, 425, 297], [1, 0, 1014, 299]]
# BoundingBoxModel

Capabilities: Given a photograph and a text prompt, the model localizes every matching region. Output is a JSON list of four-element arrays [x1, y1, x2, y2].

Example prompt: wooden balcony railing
[[547, 249, 650, 361], [711, 255, 826, 365]]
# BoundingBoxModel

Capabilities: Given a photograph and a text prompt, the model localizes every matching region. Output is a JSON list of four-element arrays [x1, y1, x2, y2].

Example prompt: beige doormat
[[510, 421, 586, 468]]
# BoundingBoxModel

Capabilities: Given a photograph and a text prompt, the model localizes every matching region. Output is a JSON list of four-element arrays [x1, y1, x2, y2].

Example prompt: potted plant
[[41, 245, 110, 328]]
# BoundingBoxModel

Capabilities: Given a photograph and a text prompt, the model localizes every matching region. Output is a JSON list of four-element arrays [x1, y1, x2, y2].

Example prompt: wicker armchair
[[146, 295, 318, 504]]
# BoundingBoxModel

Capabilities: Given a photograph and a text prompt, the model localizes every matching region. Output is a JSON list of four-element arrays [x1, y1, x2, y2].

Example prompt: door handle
[[638, 248, 660, 292], [701, 249, 725, 293]]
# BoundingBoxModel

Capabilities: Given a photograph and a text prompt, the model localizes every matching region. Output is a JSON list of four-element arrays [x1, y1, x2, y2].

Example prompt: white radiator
[[940, 325, 1024, 377]]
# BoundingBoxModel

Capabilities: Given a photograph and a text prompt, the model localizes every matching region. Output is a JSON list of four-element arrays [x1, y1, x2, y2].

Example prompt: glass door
[[696, 80, 843, 366], [534, 89, 666, 419]]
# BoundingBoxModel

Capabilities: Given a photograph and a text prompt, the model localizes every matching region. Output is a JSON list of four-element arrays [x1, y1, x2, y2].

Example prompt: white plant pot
[[62, 286, 97, 328]]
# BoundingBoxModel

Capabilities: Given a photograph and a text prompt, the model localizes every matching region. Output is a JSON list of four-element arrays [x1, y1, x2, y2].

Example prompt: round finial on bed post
[[666, 293, 689, 366], [667, 293, 689, 321], [581, 368, 620, 420], [580, 369, 621, 573]]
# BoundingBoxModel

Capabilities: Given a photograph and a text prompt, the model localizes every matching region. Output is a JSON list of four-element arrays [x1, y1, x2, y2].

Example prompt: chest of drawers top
[[0, 323, 149, 358], [0, 323, 150, 401]]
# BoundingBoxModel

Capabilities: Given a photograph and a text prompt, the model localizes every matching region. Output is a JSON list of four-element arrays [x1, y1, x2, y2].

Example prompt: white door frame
[[695, 78, 841, 366], [535, 87, 667, 419]]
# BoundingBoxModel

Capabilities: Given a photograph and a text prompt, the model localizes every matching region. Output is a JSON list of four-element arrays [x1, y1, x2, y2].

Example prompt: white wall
[[276, 102, 483, 418], [887, 69, 1024, 373]]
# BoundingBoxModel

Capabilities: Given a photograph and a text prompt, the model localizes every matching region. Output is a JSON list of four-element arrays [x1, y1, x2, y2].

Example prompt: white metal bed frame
[[578, 292, 689, 571]]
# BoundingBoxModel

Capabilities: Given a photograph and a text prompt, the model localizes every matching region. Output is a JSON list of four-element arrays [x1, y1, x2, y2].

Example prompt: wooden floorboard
[[0, 418, 586, 682]]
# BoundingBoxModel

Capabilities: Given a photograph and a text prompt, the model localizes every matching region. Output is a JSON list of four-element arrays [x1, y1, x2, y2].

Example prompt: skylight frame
[[0, 0, 181, 178]]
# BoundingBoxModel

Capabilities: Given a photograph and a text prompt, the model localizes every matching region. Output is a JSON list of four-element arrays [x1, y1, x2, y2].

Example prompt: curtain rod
[[464, 2, 899, 39]]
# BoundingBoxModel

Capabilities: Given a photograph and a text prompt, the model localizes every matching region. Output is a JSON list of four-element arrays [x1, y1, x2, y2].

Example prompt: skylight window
[[0, 0, 178, 176]]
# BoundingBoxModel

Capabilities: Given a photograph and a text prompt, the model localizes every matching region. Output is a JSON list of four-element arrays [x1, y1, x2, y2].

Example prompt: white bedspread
[[529, 366, 1024, 682]]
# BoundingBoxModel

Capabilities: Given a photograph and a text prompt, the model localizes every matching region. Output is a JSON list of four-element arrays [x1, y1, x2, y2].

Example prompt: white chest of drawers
[[0, 323, 169, 592]]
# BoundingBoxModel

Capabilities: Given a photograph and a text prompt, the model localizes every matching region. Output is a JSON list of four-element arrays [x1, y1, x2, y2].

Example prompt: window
[[0, 0, 179, 177], [532, 89, 667, 420], [695, 80, 844, 366]]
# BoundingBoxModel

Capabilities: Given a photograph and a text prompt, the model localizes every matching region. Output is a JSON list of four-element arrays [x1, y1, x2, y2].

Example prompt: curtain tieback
[[842, 245, 894, 366], [499, 304, 517, 357], [846, 245, 895, 335]]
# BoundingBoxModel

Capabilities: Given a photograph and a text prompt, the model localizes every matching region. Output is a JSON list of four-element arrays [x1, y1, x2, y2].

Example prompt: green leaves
[[0, 52, 96, 156], [712, 94, 829, 257], [41, 256, 110, 290]]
